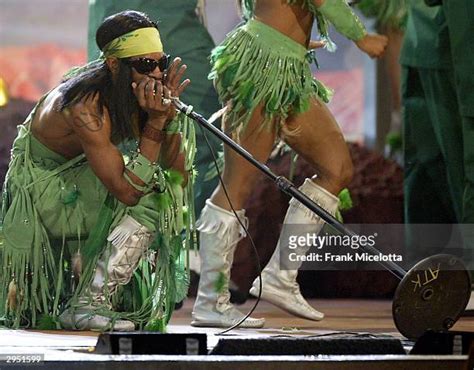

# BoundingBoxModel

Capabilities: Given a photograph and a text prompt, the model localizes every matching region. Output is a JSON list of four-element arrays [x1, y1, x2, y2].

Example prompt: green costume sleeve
[[317, 0, 367, 41]]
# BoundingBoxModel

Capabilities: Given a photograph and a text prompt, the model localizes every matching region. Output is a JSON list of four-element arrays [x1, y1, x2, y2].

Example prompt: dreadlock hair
[[58, 10, 159, 143]]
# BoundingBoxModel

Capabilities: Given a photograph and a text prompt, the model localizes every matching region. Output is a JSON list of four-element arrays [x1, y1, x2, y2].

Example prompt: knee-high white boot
[[249, 179, 339, 321], [191, 200, 265, 328], [60, 215, 152, 331]]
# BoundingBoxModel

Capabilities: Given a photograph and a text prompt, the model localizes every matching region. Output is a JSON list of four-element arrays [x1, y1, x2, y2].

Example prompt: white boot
[[191, 200, 265, 328], [250, 179, 339, 321], [465, 291, 474, 311], [60, 215, 153, 331]]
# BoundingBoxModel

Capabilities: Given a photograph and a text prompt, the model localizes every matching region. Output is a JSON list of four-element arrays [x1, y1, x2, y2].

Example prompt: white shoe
[[465, 291, 474, 311], [59, 308, 135, 331], [191, 200, 265, 328], [63, 215, 153, 331], [250, 179, 339, 321], [250, 274, 324, 321], [191, 298, 265, 328]]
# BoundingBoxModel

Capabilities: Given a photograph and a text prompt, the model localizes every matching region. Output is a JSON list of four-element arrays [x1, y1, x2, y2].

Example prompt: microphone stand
[[173, 98, 406, 280]]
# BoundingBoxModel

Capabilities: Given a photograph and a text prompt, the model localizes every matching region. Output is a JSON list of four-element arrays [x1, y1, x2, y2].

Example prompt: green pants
[[88, 0, 221, 217], [460, 115, 474, 270], [402, 66, 464, 263]]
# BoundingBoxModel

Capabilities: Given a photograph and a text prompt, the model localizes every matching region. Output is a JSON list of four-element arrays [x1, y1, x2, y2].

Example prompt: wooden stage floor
[[0, 298, 472, 369], [1, 298, 473, 348], [169, 297, 474, 348]]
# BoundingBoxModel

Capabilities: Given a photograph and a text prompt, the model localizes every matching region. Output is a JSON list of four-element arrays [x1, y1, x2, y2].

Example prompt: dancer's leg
[[250, 97, 353, 320], [192, 104, 277, 328]]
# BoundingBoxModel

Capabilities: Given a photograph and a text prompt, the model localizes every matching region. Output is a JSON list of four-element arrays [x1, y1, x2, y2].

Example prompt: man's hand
[[164, 57, 191, 98], [355, 33, 388, 58], [161, 57, 191, 122], [132, 77, 173, 128]]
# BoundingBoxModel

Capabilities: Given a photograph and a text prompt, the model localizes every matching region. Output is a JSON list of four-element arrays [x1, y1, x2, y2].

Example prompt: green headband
[[102, 27, 163, 58]]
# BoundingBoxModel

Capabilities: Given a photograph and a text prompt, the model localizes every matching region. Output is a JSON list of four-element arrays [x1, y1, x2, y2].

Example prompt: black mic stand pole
[[172, 98, 406, 280]]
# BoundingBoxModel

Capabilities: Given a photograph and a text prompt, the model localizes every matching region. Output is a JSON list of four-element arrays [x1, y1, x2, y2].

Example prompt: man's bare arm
[[67, 98, 145, 206], [159, 132, 188, 186], [67, 87, 171, 206]]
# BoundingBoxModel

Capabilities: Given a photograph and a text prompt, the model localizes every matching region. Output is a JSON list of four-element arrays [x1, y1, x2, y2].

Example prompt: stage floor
[[170, 298, 474, 349], [1, 298, 473, 349], [0, 298, 472, 369]]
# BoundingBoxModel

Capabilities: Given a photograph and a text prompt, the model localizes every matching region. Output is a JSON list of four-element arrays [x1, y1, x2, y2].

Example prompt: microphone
[[171, 97, 194, 116]]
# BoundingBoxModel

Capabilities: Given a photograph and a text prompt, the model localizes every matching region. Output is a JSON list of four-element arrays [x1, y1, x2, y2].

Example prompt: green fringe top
[[209, 19, 333, 138]]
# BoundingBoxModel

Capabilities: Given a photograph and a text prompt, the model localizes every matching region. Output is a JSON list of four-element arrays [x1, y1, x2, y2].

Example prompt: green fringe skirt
[[209, 19, 333, 138], [0, 108, 196, 330]]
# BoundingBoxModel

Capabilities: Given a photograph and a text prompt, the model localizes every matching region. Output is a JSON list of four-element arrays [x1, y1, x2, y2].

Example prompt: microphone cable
[[174, 98, 264, 335]]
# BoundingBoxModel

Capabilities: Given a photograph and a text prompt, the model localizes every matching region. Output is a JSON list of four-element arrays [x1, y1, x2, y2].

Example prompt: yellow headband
[[102, 27, 163, 58]]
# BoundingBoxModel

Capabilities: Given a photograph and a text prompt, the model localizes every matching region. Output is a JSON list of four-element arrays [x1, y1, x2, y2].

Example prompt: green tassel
[[37, 314, 58, 330], [214, 54, 231, 73], [214, 271, 227, 294], [156, 192, 172, 209], [338, 188, 353, 211], [237, 80, 255, 110], [221, 63, 239, 90], [81, 194, 115, 266], [313, 79, 333, 104], [166, 169, 184, 187], [145, 318, 166, 332], [210, 45, 227, 64], [61, 189, 79, 205], [0, 225, 4, 249], [386, 132, 402, 154], [295, 96, 310, 114], [266, 95, 281, 113], [335, 188, 353, 223], [174, 253, 190, 303], [284, 87, 297, 107]]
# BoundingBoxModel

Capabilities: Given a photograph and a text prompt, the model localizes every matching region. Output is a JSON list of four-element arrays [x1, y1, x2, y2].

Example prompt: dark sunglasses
[[124, 54, 170, 74]]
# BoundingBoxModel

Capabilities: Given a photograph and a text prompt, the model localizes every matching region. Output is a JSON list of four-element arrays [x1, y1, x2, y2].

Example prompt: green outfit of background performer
[[88, 0, 221, 218], [357, 0, 408, 30], [442, 0, 474, 274], [400, 0, 464, 265], [0, 98, 196, 330]]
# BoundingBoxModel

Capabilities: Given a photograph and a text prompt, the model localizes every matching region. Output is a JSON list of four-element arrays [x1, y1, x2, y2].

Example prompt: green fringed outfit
[[210, 19, 333, 137], [0, 98, 196, 330], [213, 0, 366, 138], [88, 0, 222, 218]]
